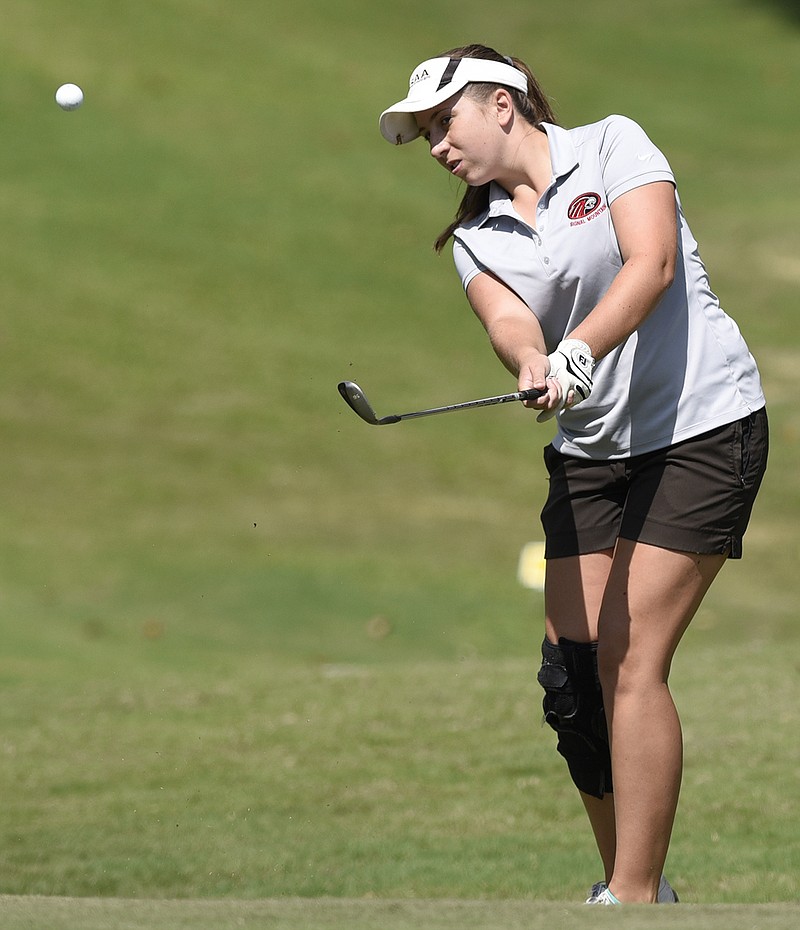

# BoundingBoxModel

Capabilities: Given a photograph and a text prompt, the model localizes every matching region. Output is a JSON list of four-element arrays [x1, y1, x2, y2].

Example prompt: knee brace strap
[[537, 637, 612, 799]]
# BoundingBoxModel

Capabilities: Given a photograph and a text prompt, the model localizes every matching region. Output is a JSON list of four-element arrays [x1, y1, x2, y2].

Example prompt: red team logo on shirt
[[568, 192, 603, 221]]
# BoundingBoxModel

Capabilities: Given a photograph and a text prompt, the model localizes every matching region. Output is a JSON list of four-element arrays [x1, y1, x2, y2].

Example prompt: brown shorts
[[541, 408, 769, 560]]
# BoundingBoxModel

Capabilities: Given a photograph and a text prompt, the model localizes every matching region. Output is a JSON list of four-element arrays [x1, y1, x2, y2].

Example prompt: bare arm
[[570, 181, 678, 359], [467, 180, 679, 416], [465, 271, 555, 414]]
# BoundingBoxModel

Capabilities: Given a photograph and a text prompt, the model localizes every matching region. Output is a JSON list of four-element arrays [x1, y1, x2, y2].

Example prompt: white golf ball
[[55, 83, 84, 111]]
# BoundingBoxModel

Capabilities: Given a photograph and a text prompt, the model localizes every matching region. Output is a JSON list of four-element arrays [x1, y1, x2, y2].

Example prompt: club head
[[337, 381, 399, 425]]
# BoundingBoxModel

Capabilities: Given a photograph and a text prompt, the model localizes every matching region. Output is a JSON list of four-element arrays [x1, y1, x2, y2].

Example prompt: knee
[[537, 637, 612, 799], [596, 638, 669, 698]]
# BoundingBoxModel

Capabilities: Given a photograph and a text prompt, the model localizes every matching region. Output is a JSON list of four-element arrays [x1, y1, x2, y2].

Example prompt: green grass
[[0, 0, 798, 924], [0, 896, 798, 930], [0, 647, 797, 902]]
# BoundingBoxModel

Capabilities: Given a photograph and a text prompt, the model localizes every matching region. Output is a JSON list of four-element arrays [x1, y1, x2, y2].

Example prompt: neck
[[496, 125, 551, 226], [501, 125, 551, 193]]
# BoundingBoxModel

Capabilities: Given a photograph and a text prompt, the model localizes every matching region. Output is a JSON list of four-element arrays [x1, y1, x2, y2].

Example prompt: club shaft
[[337, 380, 544, 426], [394, 388, 543, 421]]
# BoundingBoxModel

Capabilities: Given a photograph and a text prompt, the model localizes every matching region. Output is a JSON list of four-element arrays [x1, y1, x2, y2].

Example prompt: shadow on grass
[[750, 0, 800, 23]]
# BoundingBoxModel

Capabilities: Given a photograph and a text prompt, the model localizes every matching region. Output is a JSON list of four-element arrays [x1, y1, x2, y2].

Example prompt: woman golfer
[[379, 44, 768, 904]]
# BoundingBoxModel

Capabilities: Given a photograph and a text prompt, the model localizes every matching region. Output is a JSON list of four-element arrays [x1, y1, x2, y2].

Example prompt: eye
[[421, 111, 453, 147]]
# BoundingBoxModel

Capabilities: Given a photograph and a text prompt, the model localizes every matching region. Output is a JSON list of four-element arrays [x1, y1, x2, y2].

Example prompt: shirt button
[[543, 258, 550, 265]]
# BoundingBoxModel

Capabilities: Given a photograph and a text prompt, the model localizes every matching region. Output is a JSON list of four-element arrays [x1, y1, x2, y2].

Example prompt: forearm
[[570, 253, 674, 361], [483, 316, 547, 378], [571, 182, 678, 361], [466, 271, 549, 384]]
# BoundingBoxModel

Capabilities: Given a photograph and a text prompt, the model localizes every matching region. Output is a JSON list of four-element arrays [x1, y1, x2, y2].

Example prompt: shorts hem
[[545, 528, 741, 560], [621, 513, 740, 557], [544, 526, 618, 560], [620, 526, 741, 559]]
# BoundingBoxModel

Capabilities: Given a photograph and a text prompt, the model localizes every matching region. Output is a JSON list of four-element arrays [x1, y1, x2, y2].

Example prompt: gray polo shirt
[[453, 115, 765, 459]]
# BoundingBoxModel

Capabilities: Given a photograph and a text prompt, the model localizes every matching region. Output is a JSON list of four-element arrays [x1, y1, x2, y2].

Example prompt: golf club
[[337, 380, 544, 426]]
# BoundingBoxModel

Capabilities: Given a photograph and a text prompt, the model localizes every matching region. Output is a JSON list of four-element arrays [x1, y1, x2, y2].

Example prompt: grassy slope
[[0, 0, 798, 912], [0, 0, 798, 667]]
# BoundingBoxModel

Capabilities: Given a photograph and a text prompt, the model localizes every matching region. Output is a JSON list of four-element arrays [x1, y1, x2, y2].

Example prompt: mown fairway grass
[[0, 0, 798, 925], [0, 896, 798, 930], [0, 647, 797, 905]]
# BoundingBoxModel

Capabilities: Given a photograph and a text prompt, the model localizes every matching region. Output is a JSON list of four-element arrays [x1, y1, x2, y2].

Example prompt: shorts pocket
[[736, 409, 769, 491]]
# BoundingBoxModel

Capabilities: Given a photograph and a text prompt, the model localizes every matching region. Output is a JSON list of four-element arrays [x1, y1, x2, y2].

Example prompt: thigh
[[545, 550, 614, 643], [598, 540, 726, 681]]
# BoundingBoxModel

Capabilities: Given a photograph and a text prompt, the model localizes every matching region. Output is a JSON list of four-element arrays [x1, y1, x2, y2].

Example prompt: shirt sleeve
[[599, 115, 675, 204], [452, 238, 488, 292]]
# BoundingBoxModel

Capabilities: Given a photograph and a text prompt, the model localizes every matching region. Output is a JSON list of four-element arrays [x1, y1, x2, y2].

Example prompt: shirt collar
[[540, 122, 580, 180]]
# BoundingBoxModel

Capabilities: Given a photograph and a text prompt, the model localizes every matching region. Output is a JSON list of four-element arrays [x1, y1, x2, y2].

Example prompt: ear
[[493, 88, 515, 129]]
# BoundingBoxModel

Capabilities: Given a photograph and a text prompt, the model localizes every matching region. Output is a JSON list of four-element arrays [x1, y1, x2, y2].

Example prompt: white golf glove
[[537, 338, 595, 423]]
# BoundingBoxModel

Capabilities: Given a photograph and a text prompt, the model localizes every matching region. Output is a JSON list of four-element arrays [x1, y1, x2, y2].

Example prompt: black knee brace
[[537, 637, 612, 799]]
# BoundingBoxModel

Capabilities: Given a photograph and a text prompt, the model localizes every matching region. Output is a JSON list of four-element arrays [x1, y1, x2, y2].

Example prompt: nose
[[429, 135, 448, 162]]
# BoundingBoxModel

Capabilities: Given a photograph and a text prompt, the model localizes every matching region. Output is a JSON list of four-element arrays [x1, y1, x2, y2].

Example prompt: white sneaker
[[585, 881, 608, 904], [585, 876, 679, 904], [586, 887, 619, 905]]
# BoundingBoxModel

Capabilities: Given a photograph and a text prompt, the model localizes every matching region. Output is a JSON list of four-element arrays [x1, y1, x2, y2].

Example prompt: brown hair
[[432, 44, 557, 253]]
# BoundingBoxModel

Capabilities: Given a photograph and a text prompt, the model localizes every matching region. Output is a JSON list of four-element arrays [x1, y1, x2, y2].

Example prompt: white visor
[[379, 56, 529, 145]]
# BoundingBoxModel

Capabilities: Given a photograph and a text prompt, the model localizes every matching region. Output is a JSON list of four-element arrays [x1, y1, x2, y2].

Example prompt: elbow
[[649, 251, 676, 303], [660, 247, 677, 293], [627, 249, 677, 302], [660, 257, 676, 294]]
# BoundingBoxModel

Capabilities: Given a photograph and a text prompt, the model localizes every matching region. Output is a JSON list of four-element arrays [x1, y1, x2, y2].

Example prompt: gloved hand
[[537, 338, 595, 422]]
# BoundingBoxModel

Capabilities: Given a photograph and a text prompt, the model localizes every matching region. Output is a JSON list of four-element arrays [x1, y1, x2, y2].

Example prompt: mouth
[[447, 159, 463, 176]]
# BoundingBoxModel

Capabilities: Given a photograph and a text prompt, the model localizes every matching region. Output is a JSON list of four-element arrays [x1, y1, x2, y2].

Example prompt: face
[[414, 89, 506, 186]]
